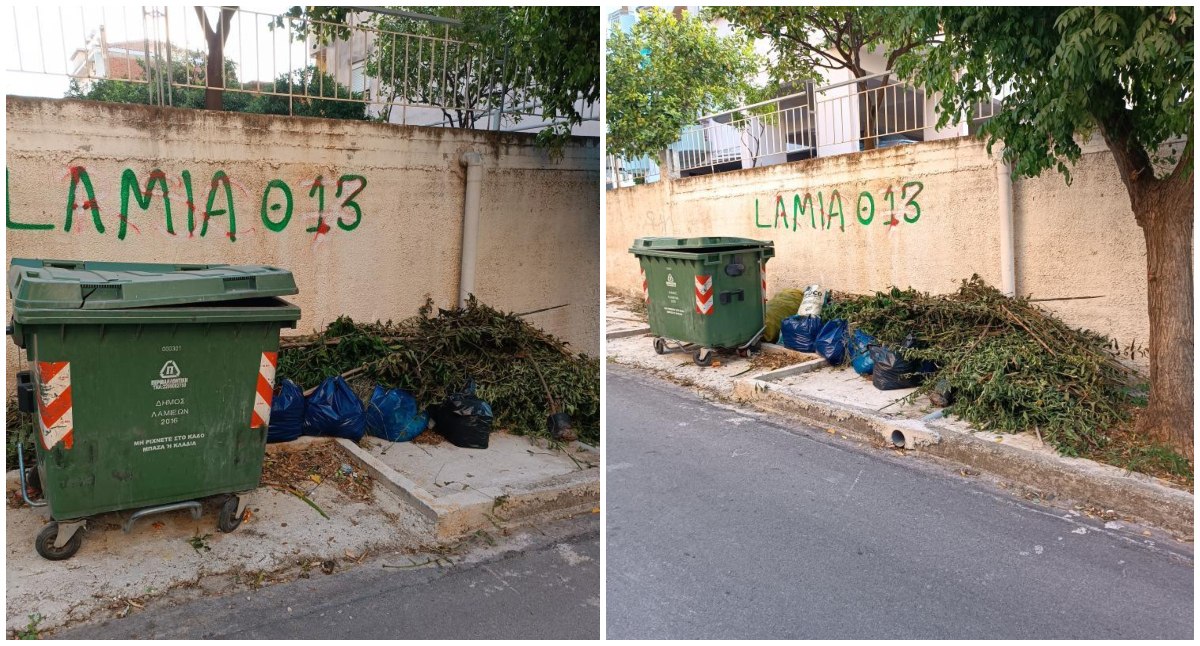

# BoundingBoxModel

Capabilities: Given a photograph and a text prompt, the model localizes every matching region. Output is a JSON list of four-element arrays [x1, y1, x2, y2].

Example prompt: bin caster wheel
[[217, 496, 244, 533], [35, 522, 82, 561], [749, 339, 763, 353], [693, 348, 714, 367], [653, 338, 667, 355], [24, 465, 40, 493]]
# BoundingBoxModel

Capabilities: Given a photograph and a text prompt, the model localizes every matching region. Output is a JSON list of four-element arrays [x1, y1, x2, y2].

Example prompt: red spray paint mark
[[117, 215, 141, 235]]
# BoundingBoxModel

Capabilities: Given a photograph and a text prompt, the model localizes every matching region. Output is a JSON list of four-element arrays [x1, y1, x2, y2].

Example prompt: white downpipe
[[459, 151, 484, 307], [997, 159, 1016, 297]]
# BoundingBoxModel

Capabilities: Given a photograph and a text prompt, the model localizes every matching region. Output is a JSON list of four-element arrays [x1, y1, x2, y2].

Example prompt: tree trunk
[[196, 7, 234, 111], [204, 30, 224, 110], [1134, 171, 1194, 461]]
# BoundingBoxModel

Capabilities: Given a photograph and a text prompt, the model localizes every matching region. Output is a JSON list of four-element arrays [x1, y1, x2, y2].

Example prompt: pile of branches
[[277, 297, 599, 445], [823, 276, 1138, 456]]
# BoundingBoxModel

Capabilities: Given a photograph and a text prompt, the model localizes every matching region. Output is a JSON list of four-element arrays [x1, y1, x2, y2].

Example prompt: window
[[350, 59, 366, 96]]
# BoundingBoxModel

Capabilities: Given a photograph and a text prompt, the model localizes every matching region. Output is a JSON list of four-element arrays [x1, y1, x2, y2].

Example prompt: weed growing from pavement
[[16, 614, 41, 639], [188, 534, 212, 553]]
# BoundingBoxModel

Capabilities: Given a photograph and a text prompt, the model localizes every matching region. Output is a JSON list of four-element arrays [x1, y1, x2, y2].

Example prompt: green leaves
[[606, 8, 763, 158], [279, 6, 599, 151], [277, 299, 600, 445], [894, 7, 1193, 184], [824, 277, 1137, 457]]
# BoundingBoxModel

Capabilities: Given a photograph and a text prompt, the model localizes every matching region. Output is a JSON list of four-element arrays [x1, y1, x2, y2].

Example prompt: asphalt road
[[54, 516, 599, 640], [606, 366, 1194, 640]]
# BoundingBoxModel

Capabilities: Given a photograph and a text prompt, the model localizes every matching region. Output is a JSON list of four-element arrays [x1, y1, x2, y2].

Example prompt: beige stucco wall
[[6, 97, 600, 381], [607, 136, 1149, 364]]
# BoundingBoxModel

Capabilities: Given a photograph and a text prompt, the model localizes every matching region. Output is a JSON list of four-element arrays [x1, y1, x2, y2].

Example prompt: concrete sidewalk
[[6, 430, 600, 637]]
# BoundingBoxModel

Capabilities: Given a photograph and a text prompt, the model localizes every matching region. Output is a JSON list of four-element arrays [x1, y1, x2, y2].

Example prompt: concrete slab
[[5, 459, 418, 636], [338, 433, 598, 541], [770, 365, 934, 418]]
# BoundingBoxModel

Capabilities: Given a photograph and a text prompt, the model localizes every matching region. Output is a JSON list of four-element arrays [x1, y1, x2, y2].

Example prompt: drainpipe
[[459, 151, 484, 307], [997, 159, 1016, 297]]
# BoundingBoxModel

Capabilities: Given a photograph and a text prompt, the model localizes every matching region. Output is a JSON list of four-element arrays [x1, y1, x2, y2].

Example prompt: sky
[[4, 5, 307, 98]]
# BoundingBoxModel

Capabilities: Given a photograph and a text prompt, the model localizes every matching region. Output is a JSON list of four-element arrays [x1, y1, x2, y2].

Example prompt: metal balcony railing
[[610, 71, 997, 187], [5, 5, 599, 130]]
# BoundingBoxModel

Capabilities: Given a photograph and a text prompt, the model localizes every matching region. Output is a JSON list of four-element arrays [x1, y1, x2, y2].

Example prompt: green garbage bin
[[630, 237, 774, 366], [7, 258, 301, 560]]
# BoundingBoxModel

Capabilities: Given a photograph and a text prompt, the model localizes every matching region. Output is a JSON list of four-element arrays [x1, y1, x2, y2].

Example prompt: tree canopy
[[606, 7, 763, 159], [707, 7, 933, 86], [894, 7, 1192, 184], [275, 6, 599, 149]]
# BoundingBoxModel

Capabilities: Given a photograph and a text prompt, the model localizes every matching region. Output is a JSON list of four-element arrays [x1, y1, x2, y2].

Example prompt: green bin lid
[[8, 259, 299, 311], [630, 236, 773, 254]]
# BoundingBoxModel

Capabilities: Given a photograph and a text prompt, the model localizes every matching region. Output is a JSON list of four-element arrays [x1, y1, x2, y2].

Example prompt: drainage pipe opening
[[890, 430, 908, 448]]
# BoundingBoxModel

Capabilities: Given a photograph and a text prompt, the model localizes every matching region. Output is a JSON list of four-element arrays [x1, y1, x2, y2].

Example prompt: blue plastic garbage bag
[[849, 329, 876, 375], [267, 378, 305, 443], [780, 316, 823, 353], [815, 319, 849, 366], [302, 376, 367, 441], [365, 385, 428, 442]]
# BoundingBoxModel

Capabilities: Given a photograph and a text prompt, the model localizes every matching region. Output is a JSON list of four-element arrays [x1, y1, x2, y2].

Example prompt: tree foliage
[[710, 7, 937, 149], [707, 7, 933, 86], [67, 50, 249, 111], [67, 54, 365, 120], [275, 6, 599, 149], [894, 7, 1192, 183], [606, 7, 763, 159], [242, 66, 368, 120]]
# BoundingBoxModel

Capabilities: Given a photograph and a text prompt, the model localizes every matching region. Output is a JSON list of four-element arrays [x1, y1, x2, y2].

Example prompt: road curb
[[731, 375, 1193, 538], [605, 326, 651, 340]]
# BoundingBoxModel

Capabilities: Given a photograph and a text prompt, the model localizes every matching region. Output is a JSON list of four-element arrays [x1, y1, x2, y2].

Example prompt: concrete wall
[[607, 136, 1150, 365], [6, 96, 600, 379]]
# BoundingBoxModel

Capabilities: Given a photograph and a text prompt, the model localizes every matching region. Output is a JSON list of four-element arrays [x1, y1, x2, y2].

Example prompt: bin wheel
[[35, 522, 82, 561], [693, 348, 714, 367], [653, 338, 667, 355], [217, 496, 244, 533], [24, 465, 40, 493], [749, 339, 763, 353]]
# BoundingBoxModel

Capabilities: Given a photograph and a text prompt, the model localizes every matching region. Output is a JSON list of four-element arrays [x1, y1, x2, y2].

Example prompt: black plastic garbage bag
[[815, 319, 849, 365], [849, 329, 876, 375], [267, 378, 305, 443], [365, 386, 428, 442], [303, 376, 367, 441], [780, 315, 823, 353], [869, 335, 929, 390], [431, 381, 493, 449]]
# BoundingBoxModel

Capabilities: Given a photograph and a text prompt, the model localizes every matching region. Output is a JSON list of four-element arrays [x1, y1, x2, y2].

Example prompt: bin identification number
[[161, 345, 182, 352]]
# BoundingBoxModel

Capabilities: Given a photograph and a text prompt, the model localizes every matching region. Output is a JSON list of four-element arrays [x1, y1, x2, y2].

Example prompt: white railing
[[610, 72, 997, 186], [4, 6, 598, 130], [607, 154, 660, 188]]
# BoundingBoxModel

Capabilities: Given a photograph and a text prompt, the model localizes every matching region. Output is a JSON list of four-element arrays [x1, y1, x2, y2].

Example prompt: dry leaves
[[262, 442, 373, 502]]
